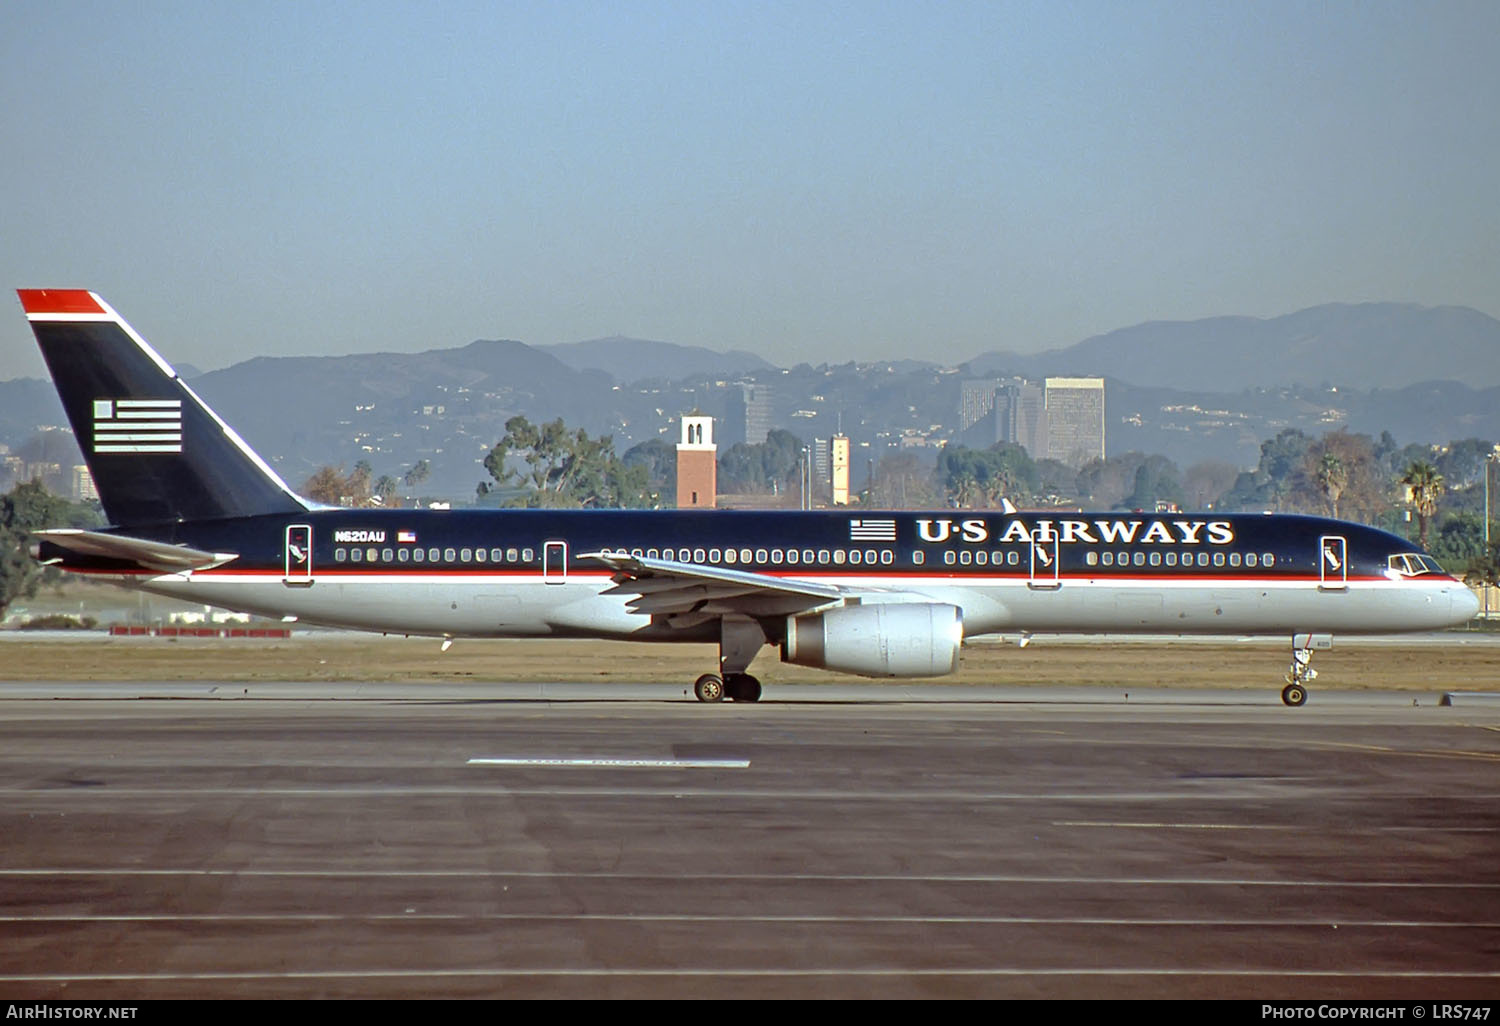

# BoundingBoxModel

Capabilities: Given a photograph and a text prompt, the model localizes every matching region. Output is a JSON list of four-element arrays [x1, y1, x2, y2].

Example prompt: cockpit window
[[1389, 553, 1445, 577]]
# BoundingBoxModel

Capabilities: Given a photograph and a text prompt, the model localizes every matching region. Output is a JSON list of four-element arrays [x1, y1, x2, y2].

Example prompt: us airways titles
[[914, 517, 1236, 546]]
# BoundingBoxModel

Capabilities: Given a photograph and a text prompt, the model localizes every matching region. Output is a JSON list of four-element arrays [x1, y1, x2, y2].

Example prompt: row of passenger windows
[[935, 549, 1276, 568], [334, 546, 536, 564], [329, 544, 1277, 570], [631, 547, 895, 566], [1087, 550, 1274, 568]]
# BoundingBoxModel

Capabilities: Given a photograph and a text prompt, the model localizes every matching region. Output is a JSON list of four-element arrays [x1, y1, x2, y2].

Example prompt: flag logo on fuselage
[[850, 518, 897, 542], [92, 399, 182, 454]]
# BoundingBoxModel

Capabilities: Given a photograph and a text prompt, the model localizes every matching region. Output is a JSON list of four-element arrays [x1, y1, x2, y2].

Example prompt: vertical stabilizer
[[17, 289, 309, 526]]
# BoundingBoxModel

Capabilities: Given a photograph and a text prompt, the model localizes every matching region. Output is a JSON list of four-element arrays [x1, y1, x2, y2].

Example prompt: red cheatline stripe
[[17, 289, 105, 315]]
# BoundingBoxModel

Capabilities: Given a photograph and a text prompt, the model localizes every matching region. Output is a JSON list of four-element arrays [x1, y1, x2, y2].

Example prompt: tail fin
[[17, 289, 309, 526]]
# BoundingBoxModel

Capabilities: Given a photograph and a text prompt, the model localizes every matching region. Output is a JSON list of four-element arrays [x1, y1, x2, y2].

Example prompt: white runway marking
[[466, 756, 749, 768]]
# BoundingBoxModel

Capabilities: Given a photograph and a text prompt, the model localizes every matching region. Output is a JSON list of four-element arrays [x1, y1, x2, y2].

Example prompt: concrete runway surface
[[1, 686, 1499, 999]]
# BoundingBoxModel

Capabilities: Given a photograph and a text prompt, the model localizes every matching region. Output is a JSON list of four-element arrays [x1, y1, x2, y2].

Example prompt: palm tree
[[1316, 453, 1348, 519], [1400, 461, 1445, 551]]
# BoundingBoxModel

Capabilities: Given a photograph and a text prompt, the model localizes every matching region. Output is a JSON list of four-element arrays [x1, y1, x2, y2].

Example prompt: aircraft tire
[[694, 674, 725, 703], [726, 674, 762, 703], [1281, 683, 1307, 707]]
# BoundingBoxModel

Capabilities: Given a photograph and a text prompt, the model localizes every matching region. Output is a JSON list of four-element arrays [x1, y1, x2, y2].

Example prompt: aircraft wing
[[31, 529, 239, 573], [577, 550, 845, 625]]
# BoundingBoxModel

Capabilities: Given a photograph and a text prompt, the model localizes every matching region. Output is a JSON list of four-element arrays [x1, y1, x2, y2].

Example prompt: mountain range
[[3, 301, 1499, 500]]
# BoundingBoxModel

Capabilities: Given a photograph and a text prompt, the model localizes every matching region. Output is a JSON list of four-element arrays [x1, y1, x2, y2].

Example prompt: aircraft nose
[[1452, 586, 1481, 624]]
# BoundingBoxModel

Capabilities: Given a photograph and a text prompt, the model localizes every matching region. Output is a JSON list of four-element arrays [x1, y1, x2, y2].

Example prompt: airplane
[[15, 288, 1481, 706]]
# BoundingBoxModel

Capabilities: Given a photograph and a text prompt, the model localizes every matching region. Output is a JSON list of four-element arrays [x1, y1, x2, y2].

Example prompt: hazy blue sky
[[3, 1, 1497, 379]]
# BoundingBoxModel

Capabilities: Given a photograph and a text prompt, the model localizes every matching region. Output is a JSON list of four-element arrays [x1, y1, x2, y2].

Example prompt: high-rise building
[[675, 414, 717, 509], [727, 384, 774, 445], [960, 379, 1004, 431], [996, 382, 1048, 458], [830, 435, 850, 506], [1044, 377, 1105, 467]]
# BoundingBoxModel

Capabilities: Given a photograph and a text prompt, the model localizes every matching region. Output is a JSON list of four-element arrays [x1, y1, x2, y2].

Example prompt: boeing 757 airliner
[[16, 289, 1480, 704]]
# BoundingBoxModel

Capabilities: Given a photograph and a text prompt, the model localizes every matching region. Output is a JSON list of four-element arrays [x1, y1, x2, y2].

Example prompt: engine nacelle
[[782, 602, 963, 678]]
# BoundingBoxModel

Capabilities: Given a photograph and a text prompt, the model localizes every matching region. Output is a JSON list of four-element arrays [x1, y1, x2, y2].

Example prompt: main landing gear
[[692, 616, 767, 703], [693, 672, 762, 703]]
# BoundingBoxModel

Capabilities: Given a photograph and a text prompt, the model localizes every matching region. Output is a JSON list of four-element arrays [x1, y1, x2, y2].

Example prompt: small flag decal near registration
[[398, 530, 417, 543], [849, 518, 896, 542], [93, 398, 182, 454]]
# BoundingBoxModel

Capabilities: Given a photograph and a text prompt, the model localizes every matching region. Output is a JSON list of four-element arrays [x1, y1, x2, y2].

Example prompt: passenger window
[[1086, 552, 1099, 567], [460, 548, 472, 562], [506, 547, 519, 562], [912, 551, 925, 565], [413, 548, 425, 563], [522, 548, 534, 562], [942, 551, 954, 566], [693, 548, 706, 563], [1149, 552, 1161, 566], [1213, 552, 1225, 567], [755, 549, 768, 564], [398, 549, 409, 562], [350, 548, 362, 563], [335, 548, 347, 562], [382, 548, 394, 562], [428, 548, 440, 562], [833, 550, 845, 565]]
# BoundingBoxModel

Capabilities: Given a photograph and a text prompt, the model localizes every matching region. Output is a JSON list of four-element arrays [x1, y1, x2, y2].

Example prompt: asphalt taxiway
[[1, 686, 1498, 998]]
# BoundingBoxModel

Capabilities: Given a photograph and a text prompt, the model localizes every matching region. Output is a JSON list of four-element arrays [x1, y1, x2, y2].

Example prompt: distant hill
[[540, 336, 774, 384], [967, 303, 1500, 391]]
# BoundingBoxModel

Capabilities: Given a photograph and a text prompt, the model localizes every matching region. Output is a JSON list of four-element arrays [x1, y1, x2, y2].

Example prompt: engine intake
[[782, 602, 963, 678]]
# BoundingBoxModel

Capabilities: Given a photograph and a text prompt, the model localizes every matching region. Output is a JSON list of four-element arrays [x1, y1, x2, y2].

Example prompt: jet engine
[[782, 602, 963, 678]]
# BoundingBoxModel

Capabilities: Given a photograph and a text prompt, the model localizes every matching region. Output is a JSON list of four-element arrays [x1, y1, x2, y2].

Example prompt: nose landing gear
[[1282, 633, 1331, 706]]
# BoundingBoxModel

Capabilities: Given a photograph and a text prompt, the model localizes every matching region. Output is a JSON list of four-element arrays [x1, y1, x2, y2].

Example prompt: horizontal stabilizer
[[31, 529, 238, 573]]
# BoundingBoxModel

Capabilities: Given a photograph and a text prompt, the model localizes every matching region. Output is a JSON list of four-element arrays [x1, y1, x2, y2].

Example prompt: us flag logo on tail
[[849, 518, 896, 542], [92, 399, 182, 454]]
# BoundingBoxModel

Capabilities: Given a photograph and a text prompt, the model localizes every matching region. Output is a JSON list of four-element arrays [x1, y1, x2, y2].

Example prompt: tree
[[302, 465, 375, 507], [1181, 461, 1239, 510], [938, 444, 1039, 508], [403, 459, 431, 489], [0, 480, 100, 619], [1315, 452, 1349, 518], [478, 415, 650, 508], [621, 438, 676, 503], [1400, 460, 1446, 551], [371, 475, 399, 507], [867, 450, 942, 509], [716, 429, 806, 496]]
